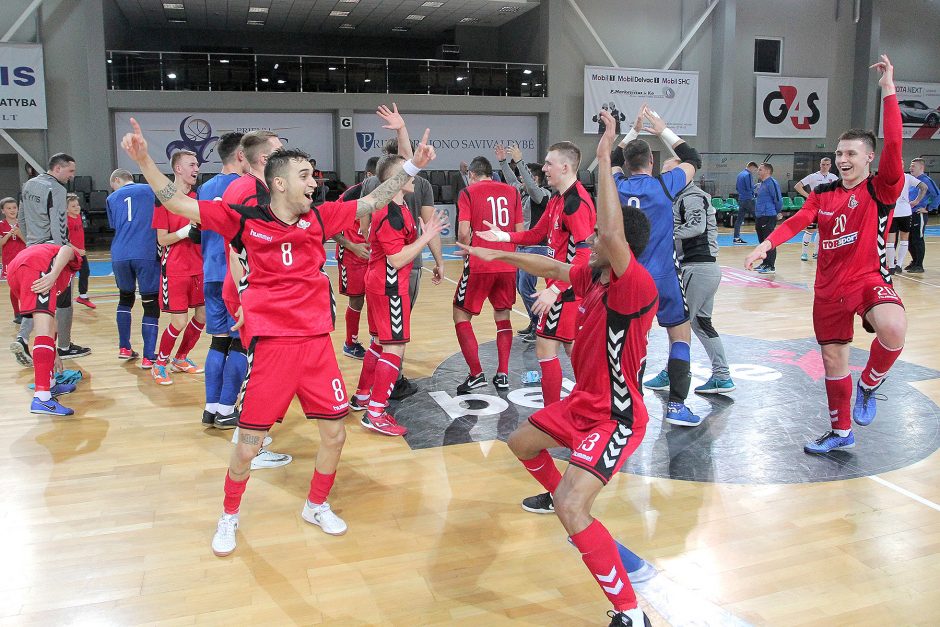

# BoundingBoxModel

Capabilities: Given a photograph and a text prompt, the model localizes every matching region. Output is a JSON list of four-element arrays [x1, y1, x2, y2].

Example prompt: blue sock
[[220, 348, 248, 406], [142, 316, 159, 360], [117, 305, 132, 350], [669, 340, 691, 362], [205, 349, 225, 406]]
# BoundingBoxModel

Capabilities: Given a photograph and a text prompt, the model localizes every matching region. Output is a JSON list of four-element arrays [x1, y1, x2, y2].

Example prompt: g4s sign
[[763, 86, 822, 130], [755, 76, 828, 138]]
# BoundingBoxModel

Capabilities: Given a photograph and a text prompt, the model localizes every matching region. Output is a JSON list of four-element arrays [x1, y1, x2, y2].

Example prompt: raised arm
[[510, 145, 550, 204], [641, 106, 700, 186], [872, 55, 903, 202], [356, 128, 436, 219], [377, 103, 413, 159], [121, 118, 200, 223], [595, 109, 632, 277]]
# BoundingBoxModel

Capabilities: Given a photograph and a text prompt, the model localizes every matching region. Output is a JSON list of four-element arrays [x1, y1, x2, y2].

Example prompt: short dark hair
[[839, 128, 877, 152], [170, 150, 197, 169], [377, 154, 406, 182], [365, 156, 380, 175], [624, 139, 652, 172], [547, 141, 581, 169], [264, 148, 310, 189], [384, 138, 399, 156], [216, 132, 244, 164], [622, 205, 651, 258], [241, 130, 279, 166], [48, 153, 75, 170], [527, 162, 544, 184], [759, 162, 774, 174], [746, 161, 759, 168], [912, 157, 925, 166], [468, 156, 493, 177]]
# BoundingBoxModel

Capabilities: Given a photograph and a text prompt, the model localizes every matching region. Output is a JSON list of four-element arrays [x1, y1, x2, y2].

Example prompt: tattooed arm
[[356, 127, 437, 219]]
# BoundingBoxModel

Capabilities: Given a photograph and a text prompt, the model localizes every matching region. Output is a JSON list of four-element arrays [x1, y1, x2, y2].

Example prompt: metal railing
[[106, 50, 547, 97]]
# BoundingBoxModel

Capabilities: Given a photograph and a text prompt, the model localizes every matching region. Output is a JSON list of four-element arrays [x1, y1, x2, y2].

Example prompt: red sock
[[175, 318, 205, 360], [345, 305, 361, 346], [307, 471, 336, 505], [455, 320, 482, 376], [496, 319, 513, 375], [356, 339, 382, 396], [825, 374, 853, 432], [33, 335, 55, 392], [540, 355, 562, 406], [570, 519, 637, 612], [368, 351, 401, 418], [223, 471, 249, 515], [520, 450, 561, 493], [157, 324, 181, 365], [861, 338, 902, 389]]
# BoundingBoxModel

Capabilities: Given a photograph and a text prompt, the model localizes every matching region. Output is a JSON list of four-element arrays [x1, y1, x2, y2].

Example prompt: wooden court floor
[[2, 240, 940, 626]]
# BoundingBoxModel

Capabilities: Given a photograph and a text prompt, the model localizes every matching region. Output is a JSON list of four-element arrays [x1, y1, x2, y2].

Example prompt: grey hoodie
[[672, 182, 718, 263], [19, 172, 69, 246]]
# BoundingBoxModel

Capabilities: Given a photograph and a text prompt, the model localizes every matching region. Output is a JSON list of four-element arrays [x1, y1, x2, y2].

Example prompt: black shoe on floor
[[202, 410, 216, 425], [732, 237, 746, 244], [214, 411, 238, 430], [10, 336, 31, 366], [492, 373, 509, 390], [13, 315, 22, 325], [907, 265, 925, 273], [389, 375, 418, 400], [607, 609, 652, 627], [516, 323, 533, 337], [521, 330, 537, 343], [57, 343, 92, 359], [521, 491, 554, 514], [457, 372, 487, 394]]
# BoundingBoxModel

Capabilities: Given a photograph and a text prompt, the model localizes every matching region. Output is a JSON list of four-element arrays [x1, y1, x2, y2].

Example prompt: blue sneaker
[[521, 370, 542, 385], [853, 380, 885, 427], [643, 369, 670, 391], [50, 383, 77, 396], [800, 252, 808, 261], [342, 341, 366, 360], [758, 266, 776, 274], [694, 376, 736, 394], [30, 397, 74, 416], [665, 402, 703, 426], [804, 430, 855, 454]]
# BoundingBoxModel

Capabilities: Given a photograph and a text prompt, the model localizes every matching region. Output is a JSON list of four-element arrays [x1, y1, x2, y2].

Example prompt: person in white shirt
[[888, 173, 928, 273], [794, 157, 839, 261]]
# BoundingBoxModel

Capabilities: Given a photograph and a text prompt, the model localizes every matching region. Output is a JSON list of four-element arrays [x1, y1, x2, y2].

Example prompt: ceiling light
[[247, 19, 265, 25], [328, 66, 337, 70], [498, 6, 519, 13], [364, 78, 371, 83], [339, 0, 359, 3], [273, 63, 279, 69], [391, 26, 410, 32], [168, 18, 186, 23], [456, 76, 464, 81], [167, 73, 177, 79], [330, 10, 350, 17], [163, 3, 184, 9], [339, 23, 355, 29], [405, 14, 425, 20], [521, 82, 528, 86], [522, 69, 532, 74], [422, 1, 444, 6], [260, 77, 269, 82], [248, 7, 269, 12], [534, 83, 541, 87], [107, 58, 112, 63], [277, 79, 286, 84], [219, 59, 229, 63], [459, 17, 478, 23]]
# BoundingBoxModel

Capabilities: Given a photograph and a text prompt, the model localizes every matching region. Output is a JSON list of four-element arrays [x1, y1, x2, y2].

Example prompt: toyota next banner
[[0, 43, 47, 129], [755, 76, 828, 138], [113, 111, 335, 173], [582, 66, 698, 136], [879, 81, 940, 140]]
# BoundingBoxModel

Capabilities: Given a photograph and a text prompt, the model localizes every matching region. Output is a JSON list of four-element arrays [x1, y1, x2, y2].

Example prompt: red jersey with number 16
[[458, 180, 522, 274], [197, 199, 358, 339]]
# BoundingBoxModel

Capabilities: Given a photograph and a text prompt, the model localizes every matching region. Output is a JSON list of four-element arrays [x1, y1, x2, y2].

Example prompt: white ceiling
[[112, 0, 540, 36]]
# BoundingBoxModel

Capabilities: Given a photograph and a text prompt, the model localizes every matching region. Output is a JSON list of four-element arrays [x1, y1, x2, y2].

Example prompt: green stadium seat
[[711, 197, 725, 209], [793, 196, 805, 208]]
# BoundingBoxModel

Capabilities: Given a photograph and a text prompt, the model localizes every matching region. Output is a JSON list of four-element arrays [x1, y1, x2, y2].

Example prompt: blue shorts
[[652, 271, 690, 327], [204, 281, 238, 337], [113, 258, 160, 295]]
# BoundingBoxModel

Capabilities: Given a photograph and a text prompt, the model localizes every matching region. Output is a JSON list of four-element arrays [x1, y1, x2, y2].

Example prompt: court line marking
[[893, 273, 940, 289], [867, 475, 940, 512]]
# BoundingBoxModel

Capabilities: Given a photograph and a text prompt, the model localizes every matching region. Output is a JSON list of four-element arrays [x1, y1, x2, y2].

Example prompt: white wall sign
[[755, 76, 828, 138], [113, 111, 335, 172], [0, 43, 47, 129], [583, 66, 698, 136], [353, 113, 538, 171], [881, 81, 940, 140]]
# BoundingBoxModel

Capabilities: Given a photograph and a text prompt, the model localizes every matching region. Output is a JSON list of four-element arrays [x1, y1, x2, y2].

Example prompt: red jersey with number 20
[[767, 95, 905, 300], [197, 199, 357, 339], [566, 259, 657, 431], [457, 180, 523, 274]]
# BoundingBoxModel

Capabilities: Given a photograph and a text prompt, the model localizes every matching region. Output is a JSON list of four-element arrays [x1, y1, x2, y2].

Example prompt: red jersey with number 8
[[457, 180, 523, 273]]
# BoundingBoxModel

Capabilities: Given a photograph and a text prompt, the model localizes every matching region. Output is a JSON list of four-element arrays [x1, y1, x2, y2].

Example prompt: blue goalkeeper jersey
[[614, 168, 688, 278], [197, 172, 240, 283], [107, 183, 158, 262]]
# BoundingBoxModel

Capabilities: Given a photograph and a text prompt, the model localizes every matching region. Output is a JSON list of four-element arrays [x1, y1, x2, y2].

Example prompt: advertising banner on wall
[[352, 113, 538, 171], [0, 44, 47, 129], [582, 66, 698, 135], [113, 111, 335, 172], [755, 76, 828, 138], [880, 81, 940, 140]]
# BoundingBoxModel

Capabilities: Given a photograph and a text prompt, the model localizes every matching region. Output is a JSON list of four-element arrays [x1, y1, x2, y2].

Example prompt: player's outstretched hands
[[530, 288, 558, 316], [377, 103, 405, 130], [596, 109, 617, 162], [419, 208, 448, 239], [870, 54, 894, 91], [121, 117, 150, 163], [641, 105, 667, 135], [476, 219, 509, 243], [508, 145, 523, 163], [494, 143, 507, 161], [744, 240, 772, 270], [432, 263, 444, 285], [456, 241, 500, 263], [412, 128, 436, 169]]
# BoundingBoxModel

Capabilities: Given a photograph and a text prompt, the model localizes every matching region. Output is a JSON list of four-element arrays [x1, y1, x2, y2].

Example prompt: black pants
[[78, 255, 90, 295], [909, 212, 927, 267], [755, 216, 778, 268]]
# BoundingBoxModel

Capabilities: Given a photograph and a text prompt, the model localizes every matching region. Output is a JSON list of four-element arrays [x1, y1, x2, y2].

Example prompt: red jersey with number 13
[[458, 180, 522, 274]]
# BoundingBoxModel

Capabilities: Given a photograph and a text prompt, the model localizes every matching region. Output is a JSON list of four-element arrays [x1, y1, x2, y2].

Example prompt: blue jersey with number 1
[[197, 173, 240, 283], [107, 183, 158, 263]]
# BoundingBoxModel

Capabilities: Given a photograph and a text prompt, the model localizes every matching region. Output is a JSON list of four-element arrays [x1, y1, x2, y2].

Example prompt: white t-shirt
[[799, 170, 839, 193], [893, 173, 921, 217]]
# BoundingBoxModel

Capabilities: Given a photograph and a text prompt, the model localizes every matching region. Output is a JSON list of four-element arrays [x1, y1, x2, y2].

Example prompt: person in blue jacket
[[753, 162, 783, 274]]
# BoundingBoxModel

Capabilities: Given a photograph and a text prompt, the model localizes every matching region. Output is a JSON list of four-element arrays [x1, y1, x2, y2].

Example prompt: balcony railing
[[106, 50, 546, 97]]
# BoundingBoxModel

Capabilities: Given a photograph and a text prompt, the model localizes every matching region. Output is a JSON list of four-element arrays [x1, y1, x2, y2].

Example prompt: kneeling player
[[8, 243, 83, 415], [460, 110, 653, 627]]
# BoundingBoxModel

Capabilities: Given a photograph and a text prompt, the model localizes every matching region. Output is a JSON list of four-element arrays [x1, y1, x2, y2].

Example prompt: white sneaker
[[211, 512, 239, 556], [230, 427, 273, 448], [301, 501, 348, 535], [251, 448, 292, 470]]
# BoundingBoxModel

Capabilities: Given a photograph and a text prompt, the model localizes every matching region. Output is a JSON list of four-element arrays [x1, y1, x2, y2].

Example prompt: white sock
[[802, 232, 813, 246], [35, 390, 52, 402], [217, 404, 234, 415], [833, 428, 851, 437], [205, 402, 218, 413], [886, 243, 895, 268], [897, 240, 909, 268], [80, 293, 88, 299]]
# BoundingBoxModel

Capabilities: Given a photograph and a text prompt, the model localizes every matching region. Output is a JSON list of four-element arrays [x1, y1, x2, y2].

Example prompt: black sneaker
[[607, 610, 652, 627], [521, 491, 554, 514], [521, 330, 537, 344], [516, 323, 533, 337], [908, 265, 925, 273], [894, 265, 903, 274], [214, 411, 238, 430], [202, 410, 216, 425], [13, 315, 22, 324], [732, 237, 746, 244], [389, 375, 418, 400], [492, 373, 509, 390], [348, 395, 369, 411], [457, 372, 486, 394], [57, 343, 92, 359], [10, 337, 32, 366]]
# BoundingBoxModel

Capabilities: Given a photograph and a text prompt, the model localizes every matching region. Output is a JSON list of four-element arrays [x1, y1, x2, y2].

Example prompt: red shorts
[[161, 272, 205, 313], [536, 297, 581, 343], [529, 399, 646, 485], [366, 291, 410, 344], [9, 266, 72, 317], [237, 335, 349, 431], [339, 260, 366, 297], [813, 276, 905, 344], [453, 268, 516, 315]]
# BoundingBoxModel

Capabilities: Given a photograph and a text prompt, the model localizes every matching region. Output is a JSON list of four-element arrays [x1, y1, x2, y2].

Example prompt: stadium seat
[[439, 185, 454, 204], [793, 196, 805, 208], [711, 197, 725, 209]]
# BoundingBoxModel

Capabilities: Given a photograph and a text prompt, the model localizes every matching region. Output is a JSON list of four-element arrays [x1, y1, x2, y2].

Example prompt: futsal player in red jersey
[[452, 156, 523, 394], [478, 143, 596, 407], [351, 154, 447, 437], [121, 117, 438, 556], [460, 110, 654, 627], [747, 55, 908, 454]]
